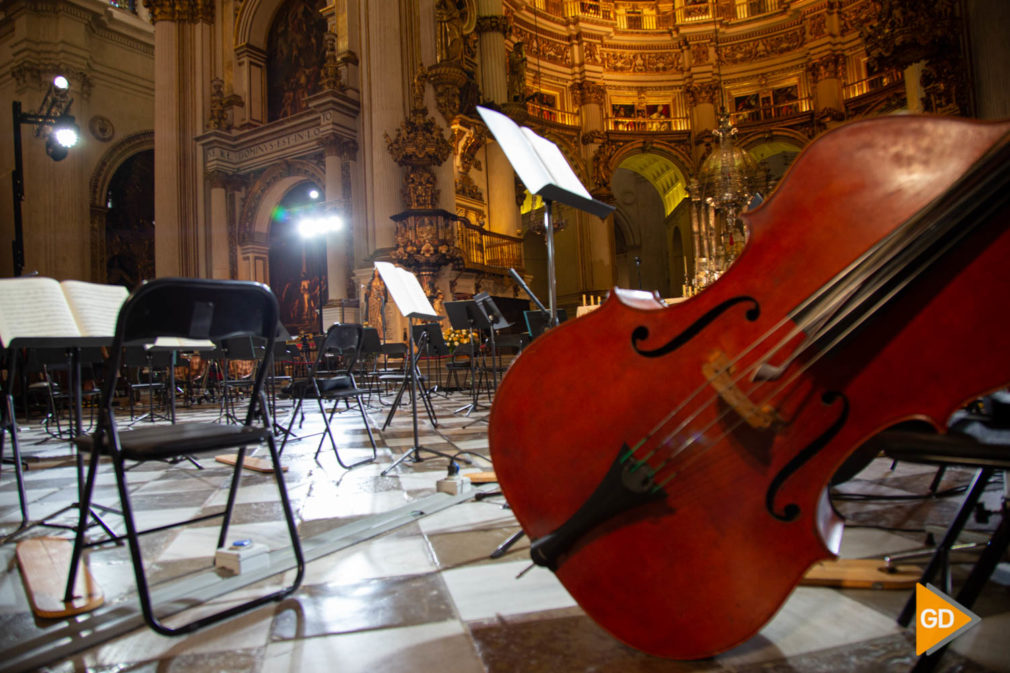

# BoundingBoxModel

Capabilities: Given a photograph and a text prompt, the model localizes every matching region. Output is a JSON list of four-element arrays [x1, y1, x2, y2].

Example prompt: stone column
[[145, 0, 213, 278], [807, 53, 847, 123], [206, 169, 231, 279]]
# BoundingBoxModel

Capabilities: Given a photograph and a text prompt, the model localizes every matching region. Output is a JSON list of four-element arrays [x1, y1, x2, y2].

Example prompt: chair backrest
[[313, 323, 364, 379], [103, 278, 279, 421], [360, 327, 381, 355]]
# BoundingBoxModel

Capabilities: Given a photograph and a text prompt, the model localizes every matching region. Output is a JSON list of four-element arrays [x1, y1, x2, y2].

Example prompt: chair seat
[[75, 421, 269, 461], [284, 375, 354, 398]]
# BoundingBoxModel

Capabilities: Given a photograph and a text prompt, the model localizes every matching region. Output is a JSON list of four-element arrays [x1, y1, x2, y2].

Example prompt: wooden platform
[[801, 558, 921, 589], [465, 471, 498, 484], [16, 537, 103, 618], [215, 454, 287, 473]]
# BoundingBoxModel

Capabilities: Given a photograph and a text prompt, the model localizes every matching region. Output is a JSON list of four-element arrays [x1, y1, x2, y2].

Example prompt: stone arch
[[88, 130, 155, 283], [238, 158, 326, 244], [234, 0, 284, 51]]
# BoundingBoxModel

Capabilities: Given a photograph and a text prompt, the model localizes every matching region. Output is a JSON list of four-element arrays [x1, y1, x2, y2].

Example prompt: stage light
[[52, 75, 70, 91], [52, 115, 80, 148], [308, 188, 320, 200], [297, 213, 342, 238]]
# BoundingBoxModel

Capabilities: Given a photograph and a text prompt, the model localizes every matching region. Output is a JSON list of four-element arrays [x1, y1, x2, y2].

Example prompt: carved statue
[[507, 41, 527, 103]]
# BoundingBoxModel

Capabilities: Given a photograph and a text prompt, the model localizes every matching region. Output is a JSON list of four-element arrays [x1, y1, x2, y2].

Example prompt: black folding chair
[[64, 278, 304, 636], [279, 323, 377, 469]]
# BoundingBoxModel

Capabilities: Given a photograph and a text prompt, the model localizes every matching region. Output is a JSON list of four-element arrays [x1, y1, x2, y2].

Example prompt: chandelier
[[688, 25, 764, 294]]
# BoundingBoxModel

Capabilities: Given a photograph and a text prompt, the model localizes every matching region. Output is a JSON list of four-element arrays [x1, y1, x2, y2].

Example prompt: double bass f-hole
[[631, 296, 760, 358]]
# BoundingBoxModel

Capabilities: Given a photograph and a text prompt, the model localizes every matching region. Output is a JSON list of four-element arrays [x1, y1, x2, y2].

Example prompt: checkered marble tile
[[0, 386, 1008, 673]]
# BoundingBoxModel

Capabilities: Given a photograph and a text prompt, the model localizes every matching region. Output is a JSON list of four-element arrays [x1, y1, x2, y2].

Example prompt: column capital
[[475, 15, 509, 35]]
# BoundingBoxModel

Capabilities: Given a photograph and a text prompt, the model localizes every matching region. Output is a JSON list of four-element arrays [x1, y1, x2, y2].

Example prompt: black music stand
[[1, 337, 119, 544], [445, 300, 491, 417], [375, 262, 457, 475]]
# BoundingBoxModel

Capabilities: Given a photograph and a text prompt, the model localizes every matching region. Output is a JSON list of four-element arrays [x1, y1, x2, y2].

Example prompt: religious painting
[[646, 103, 670, 118], [734, 93, 759, 120], [773, 85, 799, 115], [266, 0, 327, 122], [611, 103, 635, 118]]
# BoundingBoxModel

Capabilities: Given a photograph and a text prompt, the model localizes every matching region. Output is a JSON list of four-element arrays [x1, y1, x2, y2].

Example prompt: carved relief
[[720, 29, 805, 65], [690, 41, 710, 66], [602, 49, 682, 73], [142, 0, 214, 23]]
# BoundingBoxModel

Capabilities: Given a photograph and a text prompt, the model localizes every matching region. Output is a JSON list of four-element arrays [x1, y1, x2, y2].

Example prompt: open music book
[[375, 261, 441, 321], [0, 277, 128, 348], [476, 105, 616, 220]]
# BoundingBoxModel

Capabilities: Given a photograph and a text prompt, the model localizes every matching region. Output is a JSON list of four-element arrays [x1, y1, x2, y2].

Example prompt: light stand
[[543, 199, 559, 327], [11, 76, 80, 276]]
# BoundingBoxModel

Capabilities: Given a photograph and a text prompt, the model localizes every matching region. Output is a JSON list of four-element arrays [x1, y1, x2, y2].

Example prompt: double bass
[[487, 116, 1010, 659]]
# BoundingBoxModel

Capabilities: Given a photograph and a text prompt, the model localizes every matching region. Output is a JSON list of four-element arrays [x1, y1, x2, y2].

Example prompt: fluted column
[[475, 3, 509, 105], [144, 0, 213, 277]]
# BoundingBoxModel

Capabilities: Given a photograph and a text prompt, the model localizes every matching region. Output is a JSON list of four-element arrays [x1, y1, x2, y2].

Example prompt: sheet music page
[[520, 127, 593, 199], [0, 277, 82, 346], [61, 280, 129, 337], [375, 262, 438, 319], [476, 106, 552, 194]]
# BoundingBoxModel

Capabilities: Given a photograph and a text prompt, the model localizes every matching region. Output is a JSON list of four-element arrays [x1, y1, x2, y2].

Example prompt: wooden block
[[16, 537, 103, 619], [465, 471, 498, 484], [801, 558, 921, 589], [215, 454, 287, 473]]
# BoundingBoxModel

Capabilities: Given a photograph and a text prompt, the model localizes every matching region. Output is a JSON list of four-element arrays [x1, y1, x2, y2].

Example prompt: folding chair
[[64, 278, 304, 636], [279, 323, 377, 469]]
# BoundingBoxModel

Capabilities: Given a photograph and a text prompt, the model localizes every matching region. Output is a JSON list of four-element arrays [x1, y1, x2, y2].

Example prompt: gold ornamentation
[[428, 61, 470, 121], [806, 53, 846, 85], [570, 79, 606, 107], [390, 211, 464, 293], [385, 66, 453, 209], [685, 81, 721, 108]]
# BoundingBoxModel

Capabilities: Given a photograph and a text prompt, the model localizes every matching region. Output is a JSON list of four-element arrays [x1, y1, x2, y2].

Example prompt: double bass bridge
[[702, 350, 781, 430]]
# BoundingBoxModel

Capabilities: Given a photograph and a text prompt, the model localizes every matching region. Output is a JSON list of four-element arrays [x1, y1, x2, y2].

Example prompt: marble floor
[[1, 382, 1008, 673]]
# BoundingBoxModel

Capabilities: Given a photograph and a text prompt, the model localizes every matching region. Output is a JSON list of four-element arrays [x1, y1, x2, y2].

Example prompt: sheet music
[[0, 277, 83, 347], [61, 280, 128, 337], [375, 262, 440, 320], [477, 105, 615, 219]]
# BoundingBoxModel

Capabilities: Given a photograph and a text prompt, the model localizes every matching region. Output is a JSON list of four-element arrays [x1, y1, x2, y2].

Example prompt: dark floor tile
[[470, 611, 726, 673]]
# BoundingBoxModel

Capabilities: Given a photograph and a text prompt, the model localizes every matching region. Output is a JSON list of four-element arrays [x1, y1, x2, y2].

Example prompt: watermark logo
[[916, 583, 981, 655]]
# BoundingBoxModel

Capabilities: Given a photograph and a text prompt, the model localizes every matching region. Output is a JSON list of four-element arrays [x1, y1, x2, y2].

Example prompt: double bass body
[[487, 116, 1010, 659]]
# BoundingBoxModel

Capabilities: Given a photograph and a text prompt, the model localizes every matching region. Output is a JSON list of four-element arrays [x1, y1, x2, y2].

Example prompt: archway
[[104, 149, 154, 289], [611, 152, 691, 297]]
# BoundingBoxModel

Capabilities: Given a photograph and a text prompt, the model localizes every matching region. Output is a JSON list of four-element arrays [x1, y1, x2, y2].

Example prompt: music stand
[[524, 308, 568, 340], [445, 300, 491, 417], [375, 262, 456, 475]]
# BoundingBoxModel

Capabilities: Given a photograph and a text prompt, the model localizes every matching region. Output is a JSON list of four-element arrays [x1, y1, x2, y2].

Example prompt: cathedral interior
[[1, 0, 1010, 671]]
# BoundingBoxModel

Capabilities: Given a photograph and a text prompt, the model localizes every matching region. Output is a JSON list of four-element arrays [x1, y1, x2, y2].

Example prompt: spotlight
[[308, 188, 320, 200], [52, 75, 70, 91], [297, 213, 342, 238], [44, 115, 79, 161]]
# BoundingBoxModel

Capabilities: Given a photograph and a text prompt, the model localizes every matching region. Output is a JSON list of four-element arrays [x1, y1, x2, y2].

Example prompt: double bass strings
[[627, 132, 1010, 488]]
